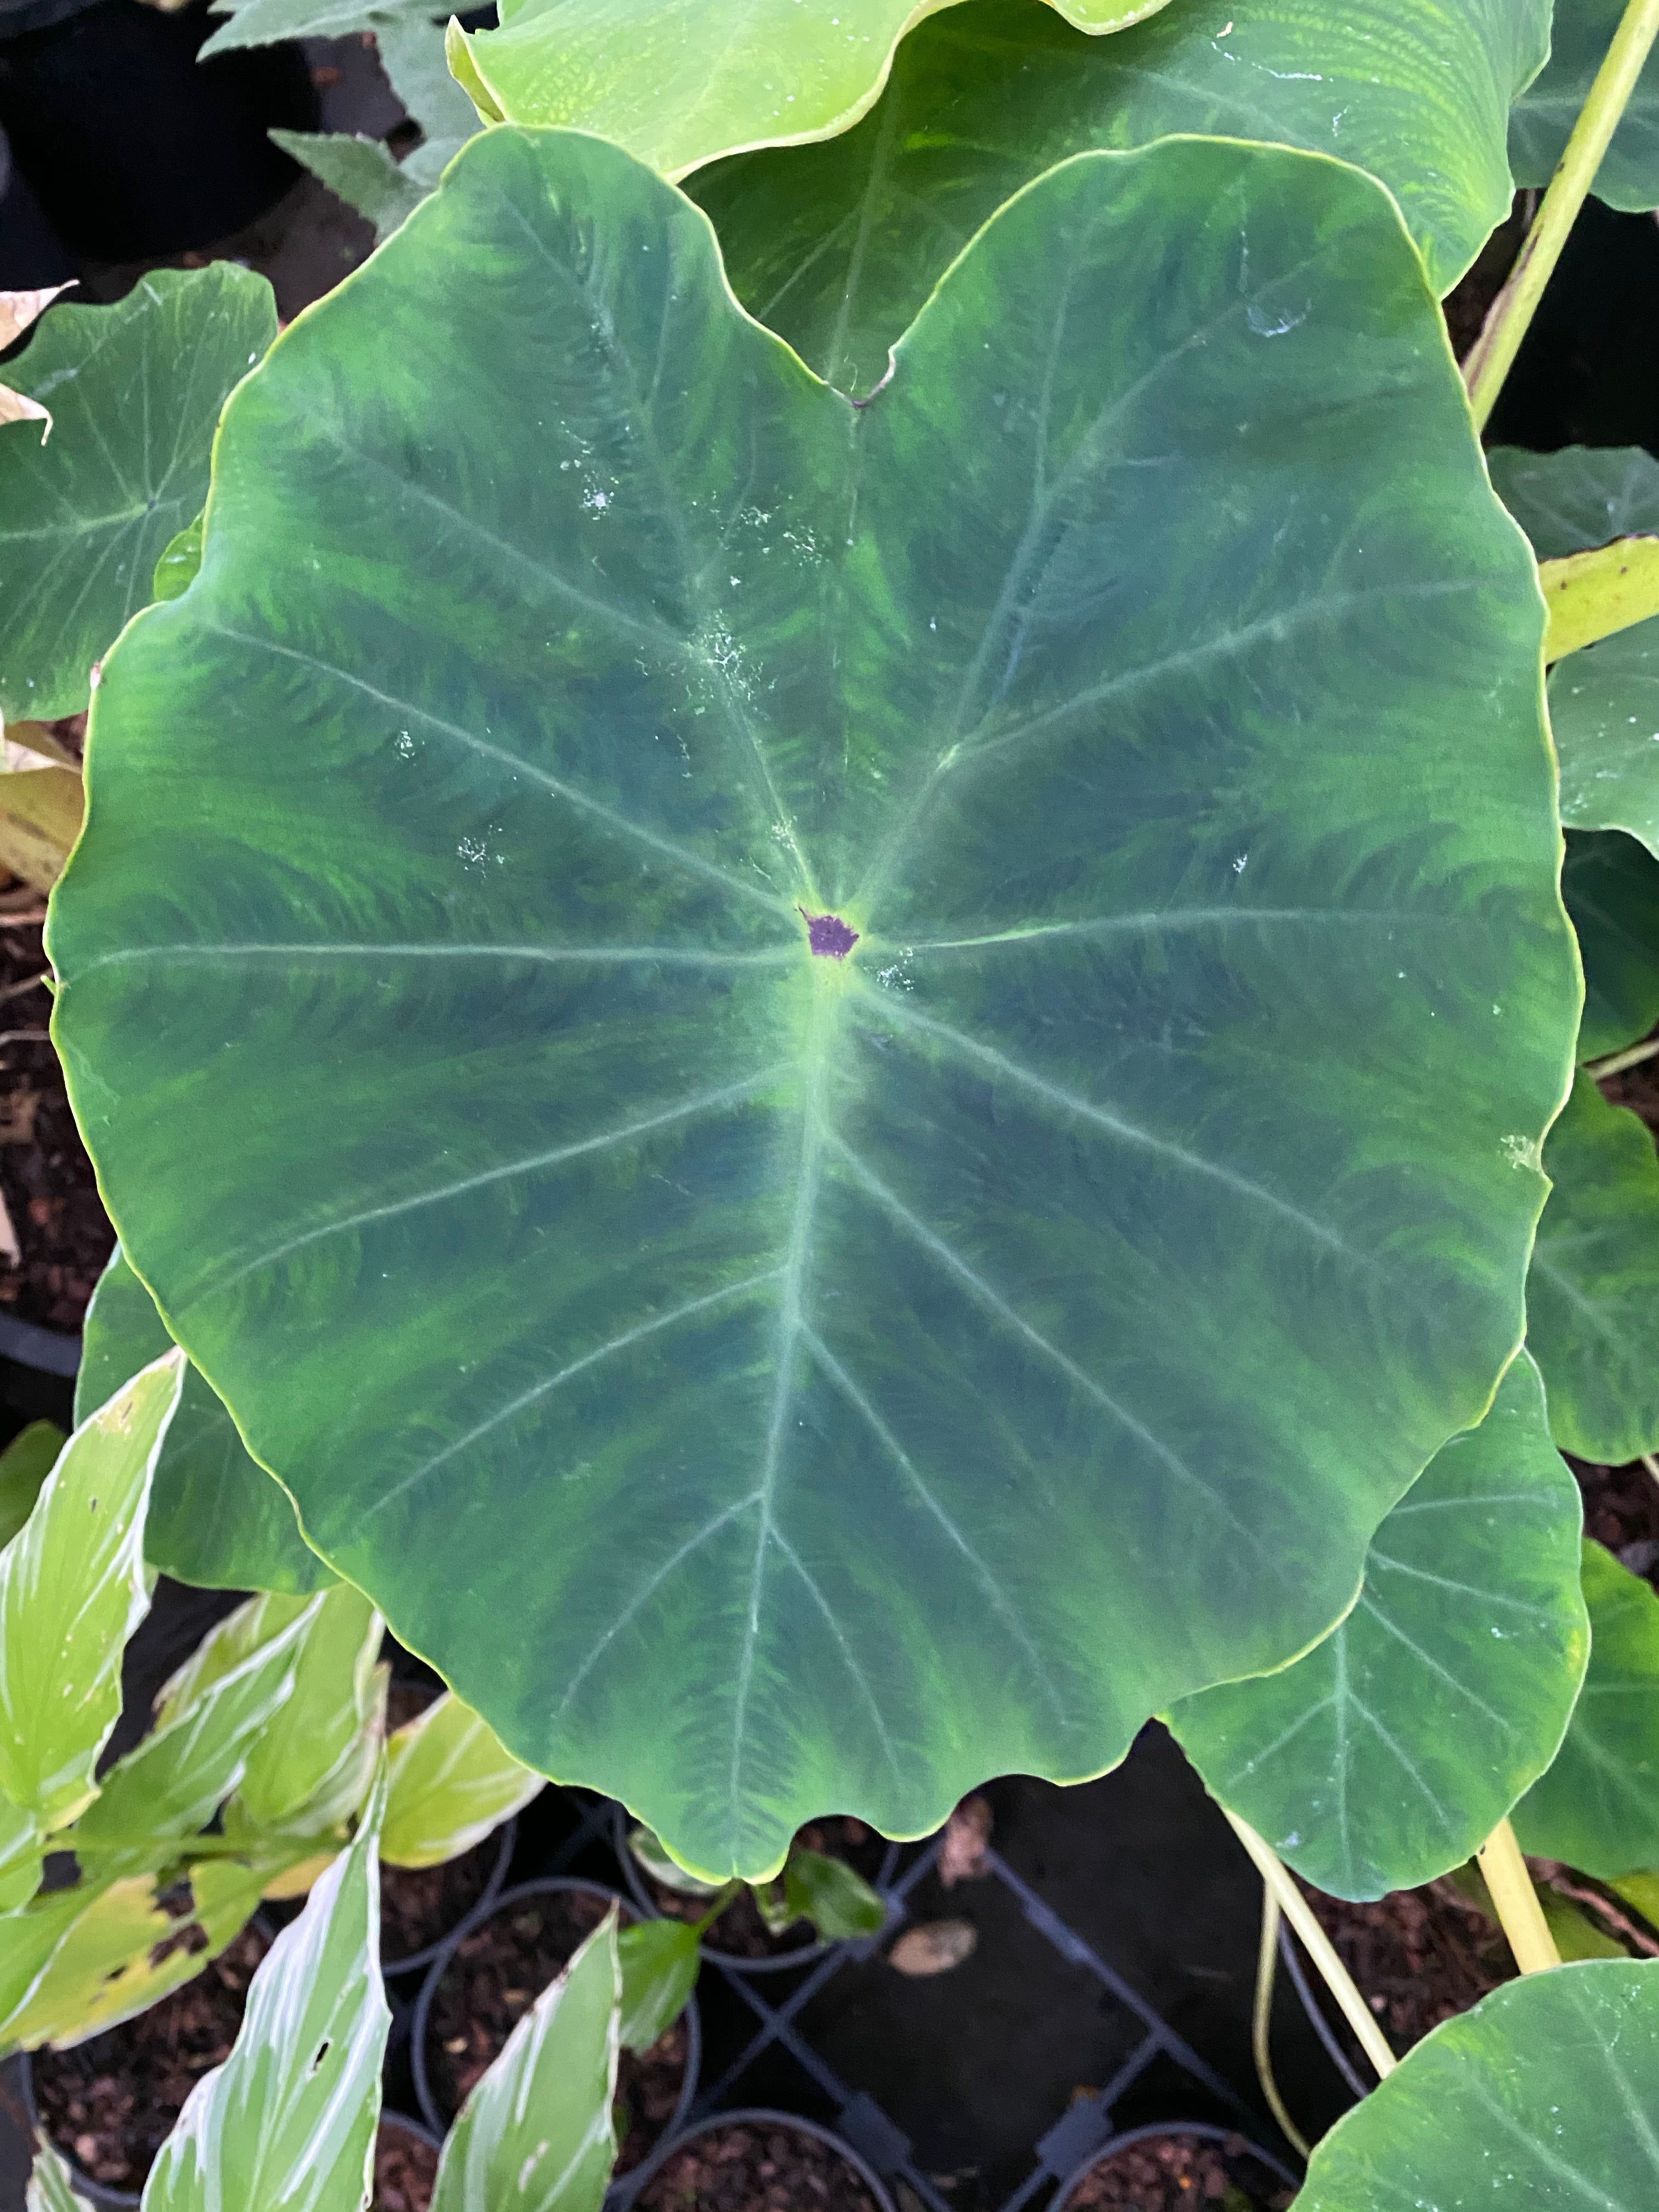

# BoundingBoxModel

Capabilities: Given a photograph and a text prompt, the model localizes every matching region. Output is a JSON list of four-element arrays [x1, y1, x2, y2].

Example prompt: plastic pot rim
[[610, 1804, 898, 1976], [619, 2104, 900, 2212], [382, 1813, 518, 1980], [19, 2048, 139, 2210], [410, 1873, 701, 2147], [1048, 2118, 1300, 2211]]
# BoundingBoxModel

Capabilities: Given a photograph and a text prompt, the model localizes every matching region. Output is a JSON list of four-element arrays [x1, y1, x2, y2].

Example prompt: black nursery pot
[[18, 2061, 134, 2212], [412, 1877, 700, 2162], [612, 1807, 897, 1976], [0, 0, 317, 261], [1050, 2121, 1300, 2212], [625, 2108, 899, 2212], [381, 1816, 518, 1980], [374, 2107, 443, 2212]]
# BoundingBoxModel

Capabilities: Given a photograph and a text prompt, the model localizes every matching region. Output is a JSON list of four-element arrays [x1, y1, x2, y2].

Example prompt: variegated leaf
[[382, 1691, 540, 1869]]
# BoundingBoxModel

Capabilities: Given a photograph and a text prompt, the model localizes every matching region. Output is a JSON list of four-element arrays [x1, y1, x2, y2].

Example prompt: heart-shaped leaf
[[382, 1690, 542, 1869], [0, 268, 276, 723], [692, 0, 1549, 396], [1510, 0, 1659, 212], [0, 1354, 184, 1886], [431, 1903, 620, 2212], [1491, 444, 1659, 857], [458, 0, 1175, 183], [1561, 830, 1659, 1063], [142, 1770, 390, 2212], [77, 1248, 335, 1596], [1513, 1539, 1659, 1880], [1168, 1352, 1589, 1899], [1295, 1959, 1659, 2209], [1528, 1073, 1659, 1464], [50, 128, 1577, 1876]]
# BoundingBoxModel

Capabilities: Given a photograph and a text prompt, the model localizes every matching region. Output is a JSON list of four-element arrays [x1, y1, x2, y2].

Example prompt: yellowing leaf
[[382, 1691, 541, 1869], [1542, 537, 1659, 662]]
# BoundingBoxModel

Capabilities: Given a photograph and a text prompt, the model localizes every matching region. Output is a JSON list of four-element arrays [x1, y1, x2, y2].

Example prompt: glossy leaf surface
[[0, 1421, 63, 1553], [617, 1918, 700, 2053], [0, 1357, 182, 1853], [1528, 1073, 1659, 1463], [461, 0, 1174, 182], [1561, 831, 1659, 1062], [784, 1844, 887, 1936], [1510, 0, 1659, 212], [1492, 444, 1659, 856], [1513, 1540, 1659, 1880], [142, 1773, 390, 2212], [693, 0, 1549, 396], [53, 130, 1577, 1875], [1296, 1960, 1659, 2209], [382, 1690, 541, 1868], [431, 1905, 619, 2212], [1169, 1353, 1588, 1899], [77, 1246, 334, 1595], [0, 268, 276, 721]]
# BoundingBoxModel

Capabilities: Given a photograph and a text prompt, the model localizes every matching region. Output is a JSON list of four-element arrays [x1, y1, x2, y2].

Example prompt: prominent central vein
[[727, 984, 834, 1845]]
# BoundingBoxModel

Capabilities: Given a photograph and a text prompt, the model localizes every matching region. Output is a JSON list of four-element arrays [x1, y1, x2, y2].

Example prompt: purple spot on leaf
[[800, 909, 859, 959]]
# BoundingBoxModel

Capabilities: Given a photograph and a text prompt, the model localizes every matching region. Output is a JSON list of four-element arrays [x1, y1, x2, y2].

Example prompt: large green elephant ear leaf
[[458, 0, 1175, 178], [1513, 1539, 1659, 1878], [1528, 1071, 1659, 1463], [0, 267, 277, 723], [692, 0, 1548, 396], [1560, 830, 1659, 1063], [1491, 444, 1659, 856], [1295, 1959, 1659, 2209], [76, 1248, 334, 1595], [1510, 0, 1659, 212], [51, 128, 1577, 1878], [1167, 1352, 1588, 1899]]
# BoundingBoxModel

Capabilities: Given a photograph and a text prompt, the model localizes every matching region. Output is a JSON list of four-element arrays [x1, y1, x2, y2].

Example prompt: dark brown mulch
[[636, 2121, 882, 2212], [1571, 1453, 1659, 1591], [1066, 2133, 1293, 2212], [32, 1924, 268, 2193], [426, 1887, 686, 2169], [1300, 1879, 1514, 2055], [382, 1831, 501, 1966], [648, 1819, 883, 1961], [374, 2119, 439, 2212], [1442, 192, 1531, 362]]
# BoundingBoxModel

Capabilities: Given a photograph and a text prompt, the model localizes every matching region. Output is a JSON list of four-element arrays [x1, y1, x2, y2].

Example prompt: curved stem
[[1586, 1035, 1659, 1080], [1476, 1819, 1561, 1974], [1222, 1810, 1397, 2079], [1465, 0, 1659, 430], [1251, 1886, 1312, 2159]]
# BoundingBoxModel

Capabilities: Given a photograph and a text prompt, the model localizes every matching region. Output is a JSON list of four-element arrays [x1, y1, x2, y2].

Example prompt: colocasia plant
[[7, 0, 1659, 2198]]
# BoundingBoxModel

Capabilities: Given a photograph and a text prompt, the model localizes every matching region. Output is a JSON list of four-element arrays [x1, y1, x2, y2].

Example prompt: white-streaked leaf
[[74, 1599, 313, 1853], [1, 1852, 283, 2051], [0, 1355, 184, 1852], [26, 2140, 91, 2212], [625, 1825, 723, 1900], [432, 1904, 619, 2212], [381, 1691, 541, 1869], [153, 1591, 314, 1726], [616, 1919, 700, 2053], [0, 1421, 64, 1551], [224, 1584, 384, 1841], [140, 1768, 391, 2212]]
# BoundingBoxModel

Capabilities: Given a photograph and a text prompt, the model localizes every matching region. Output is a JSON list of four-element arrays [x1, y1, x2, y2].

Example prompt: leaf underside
[[52, 128, 1576, 1875], [1510, 0, 1659, 212]]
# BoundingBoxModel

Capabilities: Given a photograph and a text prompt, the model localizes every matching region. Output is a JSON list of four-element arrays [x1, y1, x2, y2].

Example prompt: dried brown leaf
[[887, 1919, 977, 1977], [938, 1793, 992, 1888]]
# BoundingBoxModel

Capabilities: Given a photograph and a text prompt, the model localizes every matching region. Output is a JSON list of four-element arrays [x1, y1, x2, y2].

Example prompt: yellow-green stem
[[1223, 1810, 1397, 2079], [1465, 0, 1659, 430], [1587, 1035, 1659, 1080], [1476, 1818, 1561, 1974], [1251, 1886, 1312, 2160]]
